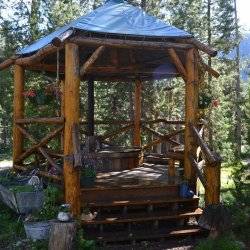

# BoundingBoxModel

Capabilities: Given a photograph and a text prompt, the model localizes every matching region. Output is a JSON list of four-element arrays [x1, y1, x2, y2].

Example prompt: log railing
[[189, 123, 221, 205], [13, 116, 64, 179], [80, 118, 185, 151]]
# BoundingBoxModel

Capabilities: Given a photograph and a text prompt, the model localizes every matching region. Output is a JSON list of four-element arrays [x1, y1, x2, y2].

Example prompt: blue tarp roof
[[18, 0, 192, 55]]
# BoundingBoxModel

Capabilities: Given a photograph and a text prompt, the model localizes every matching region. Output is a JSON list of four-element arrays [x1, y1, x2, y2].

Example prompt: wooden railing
[[80, 118, 185, 152], [13, 116, 64, 181], [13, 116, 185, 182], [189, 123, 221, 205]]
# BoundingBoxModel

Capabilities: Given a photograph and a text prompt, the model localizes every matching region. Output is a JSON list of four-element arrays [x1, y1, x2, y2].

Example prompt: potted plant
[[23, 185, 61, 240], [198, 92, 212, 110], [80, 166, 96, 188], [0, 171, 44, 214]]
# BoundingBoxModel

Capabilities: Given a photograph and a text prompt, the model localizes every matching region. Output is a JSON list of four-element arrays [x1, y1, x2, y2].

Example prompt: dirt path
[[0, 159, 12, 170]]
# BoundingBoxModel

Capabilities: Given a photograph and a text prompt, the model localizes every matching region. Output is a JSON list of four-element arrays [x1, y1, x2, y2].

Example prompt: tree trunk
[[234, 0, 241, 158], [49, 221, 77, 250], [207, 0, 214, 148]]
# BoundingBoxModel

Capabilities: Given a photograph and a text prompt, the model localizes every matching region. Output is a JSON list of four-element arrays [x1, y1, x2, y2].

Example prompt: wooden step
[[81, 184, 179, 204], [85, 225, 206, 243], [85, 196, 199, 208], [81, 208, 202, 225]]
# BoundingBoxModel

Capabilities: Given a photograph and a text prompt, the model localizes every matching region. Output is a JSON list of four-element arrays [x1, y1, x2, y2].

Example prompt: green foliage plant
[[195, 234, 243, 250]]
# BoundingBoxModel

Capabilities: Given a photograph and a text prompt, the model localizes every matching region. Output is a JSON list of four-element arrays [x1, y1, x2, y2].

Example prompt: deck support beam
[[184, 49, 198, 188], [13, 65, 24, 164], [63, 43, 81, 216], [133, 79, 142, 147]]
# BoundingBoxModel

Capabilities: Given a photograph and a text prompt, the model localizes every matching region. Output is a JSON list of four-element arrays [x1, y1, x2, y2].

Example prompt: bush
[[195, 234, 243, 250]]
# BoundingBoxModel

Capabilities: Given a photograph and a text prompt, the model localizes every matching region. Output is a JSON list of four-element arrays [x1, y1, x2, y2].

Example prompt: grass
[[0, 201, 25, 249]]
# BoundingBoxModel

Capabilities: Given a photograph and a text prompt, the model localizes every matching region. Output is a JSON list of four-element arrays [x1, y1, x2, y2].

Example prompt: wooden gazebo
[[0, 0, 222, 243]]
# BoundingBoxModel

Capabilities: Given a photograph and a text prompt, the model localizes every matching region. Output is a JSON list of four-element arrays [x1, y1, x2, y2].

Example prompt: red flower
[[23, 89, 36, 97], [212, 99, 220, 108]]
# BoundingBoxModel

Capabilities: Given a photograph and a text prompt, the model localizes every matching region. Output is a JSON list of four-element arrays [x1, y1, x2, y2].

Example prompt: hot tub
[[97, 147, 143, 172]]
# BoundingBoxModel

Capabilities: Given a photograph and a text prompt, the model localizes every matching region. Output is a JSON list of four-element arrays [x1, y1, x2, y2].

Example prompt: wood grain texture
[[13, 65, 24, 164], [204, 163, 221, 205], [63, 43, 81, 216], [184, 49, 199, 186], [49, 221, 77, 250], [133, 79, 142, 147]]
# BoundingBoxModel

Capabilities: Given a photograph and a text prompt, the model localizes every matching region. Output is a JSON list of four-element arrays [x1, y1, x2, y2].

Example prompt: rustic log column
[[63, 43, 80, 216], [133, 79, 142, 147], [87, 78, 95, 136], [184, 49, 199, 188], [60, 80, 65, 151], [204, 163, 221, 205], [13, 65, 24, 164], [168, 159, 176, 184]]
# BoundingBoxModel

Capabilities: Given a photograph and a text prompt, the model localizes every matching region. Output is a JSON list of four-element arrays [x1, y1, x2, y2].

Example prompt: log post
[[60, 80, 65, 151], [133, 79, 142, 147], [87, 78, 95, 136], [204, 163, 221, 205], [63, 43, 81, 216], [184, 49, 199, 188], [168, 159, 176, 184], [13, 65, 24, 164]]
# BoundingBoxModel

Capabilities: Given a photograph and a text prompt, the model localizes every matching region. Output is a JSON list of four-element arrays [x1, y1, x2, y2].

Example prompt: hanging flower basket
[[198, 93, 212, 109], [23, 84, 61, 107]]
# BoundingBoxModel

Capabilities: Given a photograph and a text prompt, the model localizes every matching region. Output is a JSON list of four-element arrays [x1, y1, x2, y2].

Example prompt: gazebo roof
[[19, 0, 192, 55], [0, 0, 219, 82]]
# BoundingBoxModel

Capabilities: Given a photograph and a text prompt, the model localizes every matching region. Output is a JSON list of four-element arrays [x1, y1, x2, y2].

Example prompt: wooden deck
[[93, 163, 182, 188]]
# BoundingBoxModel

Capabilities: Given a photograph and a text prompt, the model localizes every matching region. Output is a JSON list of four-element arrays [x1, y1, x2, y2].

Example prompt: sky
[[2, 0, 250, 33], [238, 0, 250, 32]]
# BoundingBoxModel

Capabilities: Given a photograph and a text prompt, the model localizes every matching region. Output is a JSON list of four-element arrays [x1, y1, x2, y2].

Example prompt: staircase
[[81, 183, 205, 247]]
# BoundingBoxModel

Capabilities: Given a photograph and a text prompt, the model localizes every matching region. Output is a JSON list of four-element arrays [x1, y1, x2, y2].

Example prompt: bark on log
[[133, 79, 142, 147], [72, 123, 82, 168], [0, 56, 18, 70], [15, 44, 59, 66], [142, 125, 181, 147], [101, 124, 134, 140], [70, 36, 193, 50], [168, 159, 176, 184], [188, 153, 206, 187], [63, 43, 81, 216], [16, 125, 64, 163], [184, 49, 199, 187], [49, 221, 77, 250], [51, 29, 74, 47], [190, 124, 221, 166], [16, 124, 62, 171], [168, 48, 187, 81], [87, 78, 95, 136], [15, 117, 64, 124], [204, 163, 221, 205], [143, 129, 184, 150], [13, 65, 24, 164], [183, 38, 217, 57], [80, 46, 105, 76], [14, 164, 62, 181]]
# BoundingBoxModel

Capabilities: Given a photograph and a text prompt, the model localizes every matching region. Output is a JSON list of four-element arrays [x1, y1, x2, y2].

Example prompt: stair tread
[[85, 196, 199, 208], [86, 225, 205, 242], [81, 183, 179, 191], [82, 208, 202, 225]]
